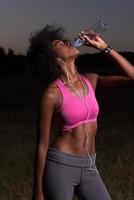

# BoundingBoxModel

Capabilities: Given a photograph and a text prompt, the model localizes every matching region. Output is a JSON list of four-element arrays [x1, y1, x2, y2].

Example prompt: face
[[52, 39, 80, 61]]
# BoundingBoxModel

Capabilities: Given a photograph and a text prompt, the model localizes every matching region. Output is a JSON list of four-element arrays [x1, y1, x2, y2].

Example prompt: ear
[[56, 58, 64, 65], [56, 57, 62, 62]]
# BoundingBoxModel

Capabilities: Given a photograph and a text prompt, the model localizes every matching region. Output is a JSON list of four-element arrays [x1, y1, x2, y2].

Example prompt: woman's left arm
[[80, 33, 134, 80]]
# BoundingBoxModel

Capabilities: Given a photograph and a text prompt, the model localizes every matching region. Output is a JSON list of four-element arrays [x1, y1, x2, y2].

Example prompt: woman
[[28, 24, 134, 200]]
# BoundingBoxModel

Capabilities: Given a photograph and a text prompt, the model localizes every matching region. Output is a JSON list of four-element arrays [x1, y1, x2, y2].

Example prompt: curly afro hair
[[27, 23, 67, 88]]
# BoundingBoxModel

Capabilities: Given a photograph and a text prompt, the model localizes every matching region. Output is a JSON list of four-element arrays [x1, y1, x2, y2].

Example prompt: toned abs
[[51, 121, 98, 155]]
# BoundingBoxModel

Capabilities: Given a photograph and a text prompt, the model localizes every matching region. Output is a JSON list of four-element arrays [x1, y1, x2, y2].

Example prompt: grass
[[0, 74, 134, 200]]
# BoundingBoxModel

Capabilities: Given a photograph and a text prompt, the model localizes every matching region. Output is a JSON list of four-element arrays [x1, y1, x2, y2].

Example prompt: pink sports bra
[[54, 74, 99, 131]]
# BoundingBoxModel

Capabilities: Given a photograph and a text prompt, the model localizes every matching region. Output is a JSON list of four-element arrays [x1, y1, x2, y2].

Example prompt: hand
[[78, 31, 108, 51]]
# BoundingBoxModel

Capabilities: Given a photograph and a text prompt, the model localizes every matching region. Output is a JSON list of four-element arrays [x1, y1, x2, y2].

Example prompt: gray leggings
[[43, 147, 112, 200]]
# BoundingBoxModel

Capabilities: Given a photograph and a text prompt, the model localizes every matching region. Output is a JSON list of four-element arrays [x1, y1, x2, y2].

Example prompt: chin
[[73, 47, 80, 56], [74, 49, 80, 58]]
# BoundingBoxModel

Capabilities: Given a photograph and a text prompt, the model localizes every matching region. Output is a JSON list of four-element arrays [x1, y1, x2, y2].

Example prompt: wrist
[[101, 45, 113, 54], [97, 43, 108, 51]]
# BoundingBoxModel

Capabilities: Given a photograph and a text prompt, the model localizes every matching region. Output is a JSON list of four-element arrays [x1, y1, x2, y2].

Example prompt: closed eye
[[54, 40, 65, 47]]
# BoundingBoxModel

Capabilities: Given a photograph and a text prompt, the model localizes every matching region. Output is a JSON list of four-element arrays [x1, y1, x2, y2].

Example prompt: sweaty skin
[[32, 32, 134, 199], [49, 73, 98, 155]]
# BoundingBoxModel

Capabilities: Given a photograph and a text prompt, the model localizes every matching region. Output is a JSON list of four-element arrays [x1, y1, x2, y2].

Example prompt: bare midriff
[[50, 121, 98, 155]]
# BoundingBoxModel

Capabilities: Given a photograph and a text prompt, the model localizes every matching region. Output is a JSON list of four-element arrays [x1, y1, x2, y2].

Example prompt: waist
[[46, 147, 97, 167]]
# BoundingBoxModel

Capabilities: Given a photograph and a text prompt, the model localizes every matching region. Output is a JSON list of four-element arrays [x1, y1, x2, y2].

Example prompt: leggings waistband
[[46, 147, 97, 168]]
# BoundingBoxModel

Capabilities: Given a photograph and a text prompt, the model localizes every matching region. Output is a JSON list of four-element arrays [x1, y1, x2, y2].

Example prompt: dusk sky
[[0, 0, 134, 54]]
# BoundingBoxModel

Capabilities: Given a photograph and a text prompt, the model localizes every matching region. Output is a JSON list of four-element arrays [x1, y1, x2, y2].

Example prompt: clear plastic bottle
[[71, 38, 85, 48], [71, 19, 108, 48]]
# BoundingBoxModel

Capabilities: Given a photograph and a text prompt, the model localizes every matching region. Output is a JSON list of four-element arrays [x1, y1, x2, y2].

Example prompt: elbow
[[125, 71, 134, 80], [132, 74, 134, 80], [130, 67, 134, 80], [129, 73, 134, 80]]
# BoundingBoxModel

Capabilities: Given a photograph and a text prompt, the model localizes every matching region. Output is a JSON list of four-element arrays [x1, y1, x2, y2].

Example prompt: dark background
[[0, 51, 134, 199]]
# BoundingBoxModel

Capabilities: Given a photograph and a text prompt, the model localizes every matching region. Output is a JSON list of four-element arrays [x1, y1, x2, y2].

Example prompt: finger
[[83, 34, 94, 41]]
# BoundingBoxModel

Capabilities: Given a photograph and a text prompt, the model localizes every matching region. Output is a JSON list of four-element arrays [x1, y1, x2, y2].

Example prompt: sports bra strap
[[54, 79, 66, 94], [80, 74, 95, 95]]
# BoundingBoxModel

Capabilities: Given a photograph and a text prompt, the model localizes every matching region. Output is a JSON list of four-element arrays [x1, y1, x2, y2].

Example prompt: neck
[[60, 60, 79, 84]]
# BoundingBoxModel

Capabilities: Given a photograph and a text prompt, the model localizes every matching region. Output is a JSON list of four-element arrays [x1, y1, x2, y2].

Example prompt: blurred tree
[[0, 46, 6, 56], [7, 48, 14, 56]]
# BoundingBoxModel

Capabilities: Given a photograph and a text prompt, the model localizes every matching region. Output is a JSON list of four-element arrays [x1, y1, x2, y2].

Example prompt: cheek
[[53, 47, 66, 59], [57, 49, 69, 59]]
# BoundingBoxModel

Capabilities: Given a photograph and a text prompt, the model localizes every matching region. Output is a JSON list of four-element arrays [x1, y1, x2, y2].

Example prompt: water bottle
[[71, 38, 85, 48], [71, 20, 108, 48]]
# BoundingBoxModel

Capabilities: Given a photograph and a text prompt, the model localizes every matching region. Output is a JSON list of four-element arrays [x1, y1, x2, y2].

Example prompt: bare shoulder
[[40, 81, 60, 112], [40, 82, 58, 105], [82, 72, 99, 91]]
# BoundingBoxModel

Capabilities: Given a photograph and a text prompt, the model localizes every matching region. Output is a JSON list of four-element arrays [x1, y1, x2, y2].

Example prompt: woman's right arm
[[32, 87, 56, 200]]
